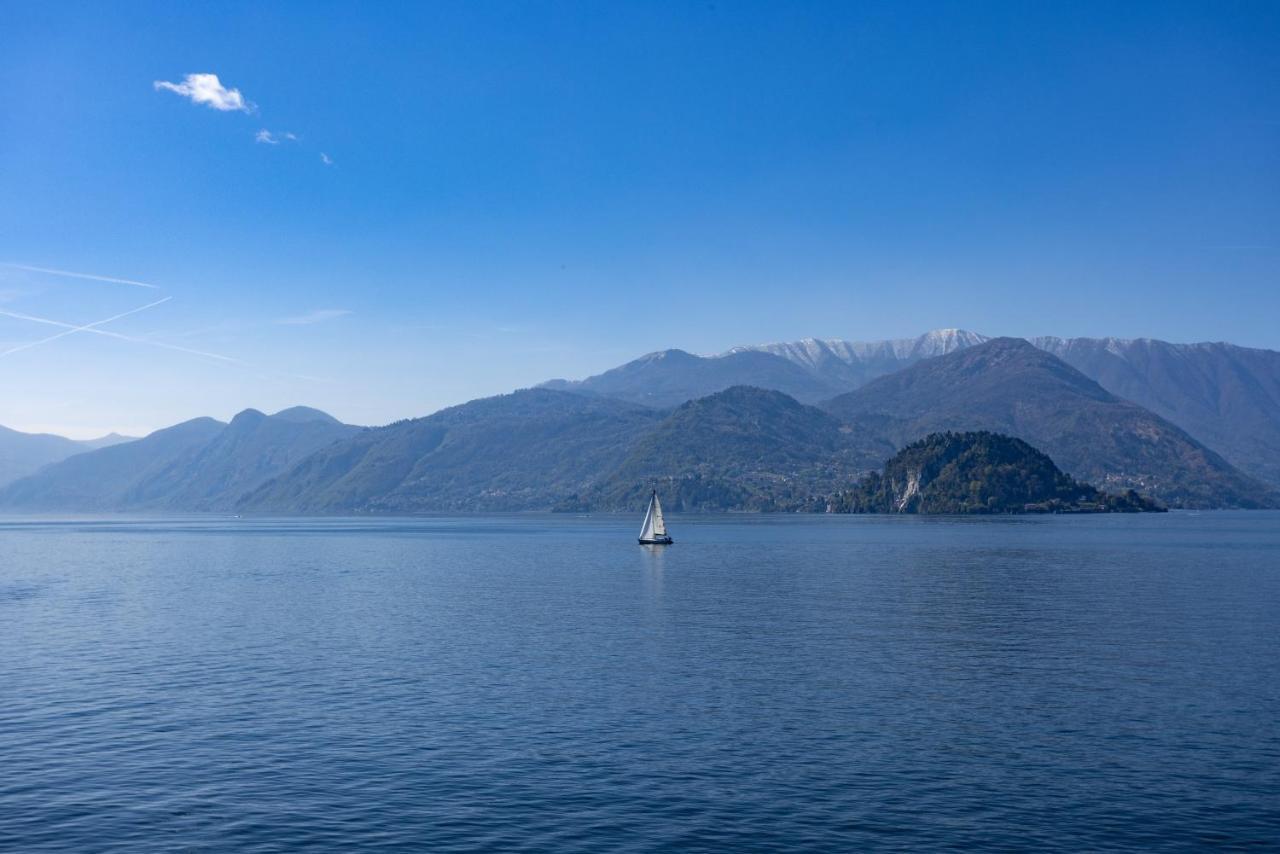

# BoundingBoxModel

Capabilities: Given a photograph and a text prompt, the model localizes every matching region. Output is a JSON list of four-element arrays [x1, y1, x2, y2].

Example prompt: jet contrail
[[86, 328, 327, 382], [93, 328, 251, 365], [1, 262, 162, 290], [0, 302, 247, 365], [0, 297, 173, 357], [0, 302, 325, 382]]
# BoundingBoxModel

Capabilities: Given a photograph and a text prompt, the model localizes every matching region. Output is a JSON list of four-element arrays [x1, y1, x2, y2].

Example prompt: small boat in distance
[[638, 490, 673, 545]]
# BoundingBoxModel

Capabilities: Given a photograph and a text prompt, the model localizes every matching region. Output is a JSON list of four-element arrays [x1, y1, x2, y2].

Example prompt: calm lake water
[[2, 512, 1278, 851]]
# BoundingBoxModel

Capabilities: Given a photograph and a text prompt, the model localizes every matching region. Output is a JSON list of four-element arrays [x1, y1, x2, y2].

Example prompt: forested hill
[[832, 431, 1165, 514], [559, 386, 891, 512], [823, 338, 1274, 509]]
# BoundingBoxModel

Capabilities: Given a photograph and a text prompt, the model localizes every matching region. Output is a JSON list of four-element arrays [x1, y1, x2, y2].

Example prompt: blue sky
[[2, 1, 1278, 436]]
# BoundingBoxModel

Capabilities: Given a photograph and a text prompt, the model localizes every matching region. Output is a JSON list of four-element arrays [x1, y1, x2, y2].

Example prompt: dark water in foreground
[[1, 513, 1278, 852]]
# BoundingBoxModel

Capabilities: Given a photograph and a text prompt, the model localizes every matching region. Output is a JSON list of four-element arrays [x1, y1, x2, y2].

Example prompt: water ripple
[[1, 512, 1278, 850]]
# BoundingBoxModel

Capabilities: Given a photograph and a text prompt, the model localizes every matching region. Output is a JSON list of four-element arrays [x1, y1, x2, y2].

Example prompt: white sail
[[639, 494, 656, 540], [639, 491, 671, 542], [651, 493, 667, 537]]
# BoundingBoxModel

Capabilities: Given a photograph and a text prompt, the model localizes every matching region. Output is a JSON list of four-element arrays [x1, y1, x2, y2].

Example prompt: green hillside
[[833, 432, 1164, 514]]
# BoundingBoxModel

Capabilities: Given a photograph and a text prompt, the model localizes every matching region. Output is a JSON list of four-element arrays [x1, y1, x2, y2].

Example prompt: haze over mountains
[[0, 426, 133, 487], [2, 329, 1278, 513], [560, 387, 892, 513], [543, 328, 1280, 490], [0, 407, 358, 511], [824, 339, 1270, 508], [1031, 336, 1280, 487], [541, 329, 987, 407], [241, 392, 663, 513]]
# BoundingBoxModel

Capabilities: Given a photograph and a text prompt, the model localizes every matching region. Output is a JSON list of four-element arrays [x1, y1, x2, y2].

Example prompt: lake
[[2, 512, 1278, 851]]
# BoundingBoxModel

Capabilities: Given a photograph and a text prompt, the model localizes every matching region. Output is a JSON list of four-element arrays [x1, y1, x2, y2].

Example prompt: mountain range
[[541, 329, 987, 407], [543, 328, 1280, 489], [0, 407, 358, 511], [558, 386, 892, 512], [0, 426, 133, 487], [824, 338, 1270, 508], [240, 391, 663, 513], [2, 329, 1278, 513], [1031, 336, 1280, 487]]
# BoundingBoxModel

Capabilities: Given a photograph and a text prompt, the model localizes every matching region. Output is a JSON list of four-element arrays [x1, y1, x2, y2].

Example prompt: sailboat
[[638, 490, 673, 545]]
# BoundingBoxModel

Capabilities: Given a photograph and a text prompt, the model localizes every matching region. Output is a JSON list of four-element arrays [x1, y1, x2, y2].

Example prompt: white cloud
[[278, 308, 351, 325], [320, 152, 334, 166], [255, 129, 298, 145], [154, 73, 253, 113]]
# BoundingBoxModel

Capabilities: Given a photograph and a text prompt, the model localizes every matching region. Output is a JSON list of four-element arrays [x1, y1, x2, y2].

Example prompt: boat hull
[[638, 536, 673, 545]]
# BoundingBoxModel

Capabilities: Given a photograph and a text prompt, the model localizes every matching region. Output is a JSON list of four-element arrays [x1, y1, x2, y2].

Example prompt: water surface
[[2, 512, 1278, 851]]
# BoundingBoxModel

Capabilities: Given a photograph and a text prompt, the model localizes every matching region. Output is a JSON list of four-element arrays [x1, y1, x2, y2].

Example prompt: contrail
[[1, 262, 162, 290], [0, 302, 325, 382], [0, 298, 173, 357], [87, 328, 327, 382], [0, 302, 247, 365], [94, 329, 251, 365]]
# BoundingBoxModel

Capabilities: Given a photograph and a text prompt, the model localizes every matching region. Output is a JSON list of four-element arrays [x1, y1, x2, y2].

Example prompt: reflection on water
[[638, 542, 666, 602], [0, 512, 1278, 851]]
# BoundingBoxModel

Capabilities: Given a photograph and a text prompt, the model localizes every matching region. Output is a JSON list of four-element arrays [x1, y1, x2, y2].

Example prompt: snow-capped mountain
[[541, 329, 992, 407], [725, 328, 989, 367], [722, 329, 991, 384], [541, 328, 1280, 488]]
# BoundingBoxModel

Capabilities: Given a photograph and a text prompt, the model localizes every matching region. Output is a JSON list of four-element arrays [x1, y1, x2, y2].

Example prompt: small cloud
[[320, 152, 334, 166], [255, 129, 298, 145], [278, 308, 351, 325], [154, 73, 253, 113]]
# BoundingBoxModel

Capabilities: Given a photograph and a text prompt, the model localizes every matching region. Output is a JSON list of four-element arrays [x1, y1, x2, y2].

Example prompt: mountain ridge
[[541, 348, 844, 408], [823, 338, 1275, 508], [560, 386, 891, 512], [724, 328, 990, 365], [1031, 335, 1280, 486], [0, 407, 357, 511], [0, 425, 137, 488], [4, 332, 1278, 514], [240, 389, 664, 513], [542, 328, 1280, 488]]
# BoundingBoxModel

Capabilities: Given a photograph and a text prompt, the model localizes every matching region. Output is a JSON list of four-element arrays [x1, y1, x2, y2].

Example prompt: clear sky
[[2, 1, 1278, 437]]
